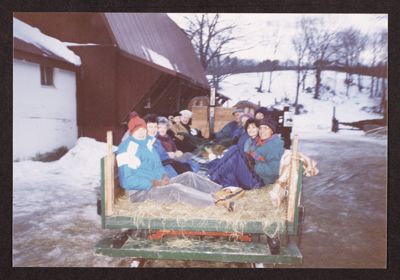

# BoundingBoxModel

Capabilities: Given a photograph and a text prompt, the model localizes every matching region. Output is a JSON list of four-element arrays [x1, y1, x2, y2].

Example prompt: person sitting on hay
[[247, 117, 285, 185], [170, 109, 206, 153], [207, 118, 265, 189], [143, 113, 191, 178], [156, 116, 200, 172], [117, 112, 170, 190]]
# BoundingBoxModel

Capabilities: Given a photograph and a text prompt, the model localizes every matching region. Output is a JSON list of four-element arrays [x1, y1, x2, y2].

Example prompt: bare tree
[[292, 19, 310, 114], [300, 17, 337, 99], [368, 30, 387, 99], [207, 55, 237, 92], [334, 28, 367, 96], [184, 13, 238, 91]]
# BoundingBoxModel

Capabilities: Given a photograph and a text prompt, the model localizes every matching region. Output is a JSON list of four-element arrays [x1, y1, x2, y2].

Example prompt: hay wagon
[[95, 131, 305, 267]]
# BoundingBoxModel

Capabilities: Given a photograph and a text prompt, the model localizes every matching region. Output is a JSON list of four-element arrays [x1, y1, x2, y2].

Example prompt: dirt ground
[[12, 135, 387, 268]]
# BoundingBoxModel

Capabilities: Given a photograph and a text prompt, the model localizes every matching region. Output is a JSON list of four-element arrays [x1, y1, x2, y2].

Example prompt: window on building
[[40, 65, 54, 86]]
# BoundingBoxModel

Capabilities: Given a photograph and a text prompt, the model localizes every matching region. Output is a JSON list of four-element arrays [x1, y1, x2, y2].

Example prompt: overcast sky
[[168, 13, 388, 64]]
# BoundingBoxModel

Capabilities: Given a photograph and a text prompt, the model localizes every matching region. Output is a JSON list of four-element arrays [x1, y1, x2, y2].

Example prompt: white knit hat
[[179, 109, 192, 118]]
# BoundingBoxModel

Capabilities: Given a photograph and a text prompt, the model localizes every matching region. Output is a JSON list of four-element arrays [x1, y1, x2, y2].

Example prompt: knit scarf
[[256, 134, 278, 147]]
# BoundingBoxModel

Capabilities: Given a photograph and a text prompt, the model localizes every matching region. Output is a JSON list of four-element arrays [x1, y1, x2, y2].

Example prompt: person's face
[[249, 109, 255, 117], [180, 115, 190, 125], [146, 122, 158, 137], [255, 112, 264, 120], [158, 123, 168, 136], [132, 127, 147, 140], [259, 125, 273, 140], [234, 112, 243, 123], [241, 116, 249, 126], [173, 116, 181, 123], [247, 123, 259, 139]]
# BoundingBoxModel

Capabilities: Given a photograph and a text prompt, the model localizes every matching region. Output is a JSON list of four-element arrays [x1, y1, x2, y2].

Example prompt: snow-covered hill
[[217, 70, 384, 136]]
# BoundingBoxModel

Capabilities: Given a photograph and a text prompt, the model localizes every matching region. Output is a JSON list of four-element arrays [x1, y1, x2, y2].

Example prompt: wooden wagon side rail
[[101, 131, 125, 228], [286, 134, 304, 234], [104, 131, 114, 216]]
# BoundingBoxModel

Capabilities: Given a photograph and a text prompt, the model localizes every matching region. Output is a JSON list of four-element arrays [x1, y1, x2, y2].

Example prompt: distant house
[[13, 18, 81, 160], [15, 13, 210, 144]]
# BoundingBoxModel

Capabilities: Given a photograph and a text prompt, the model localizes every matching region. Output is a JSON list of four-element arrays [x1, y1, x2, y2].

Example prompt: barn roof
[[13, 18, 81, 66], [103, 13, 209, 89], [14, 37, 67, 63]]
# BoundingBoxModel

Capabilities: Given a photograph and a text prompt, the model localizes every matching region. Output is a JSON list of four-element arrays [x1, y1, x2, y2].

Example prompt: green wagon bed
[[95, 132, 305, 266]]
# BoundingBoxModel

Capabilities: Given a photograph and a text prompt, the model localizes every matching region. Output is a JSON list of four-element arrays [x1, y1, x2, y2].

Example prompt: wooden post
[[332, 106, 339, 133], [104, 131, 115, 216], [209, 88, 216, 136], [287, 134, 299, 223]]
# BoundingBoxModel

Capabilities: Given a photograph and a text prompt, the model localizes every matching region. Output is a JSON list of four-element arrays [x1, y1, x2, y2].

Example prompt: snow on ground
[[13, 138, 119, 266], [13, 17, 81, 66]]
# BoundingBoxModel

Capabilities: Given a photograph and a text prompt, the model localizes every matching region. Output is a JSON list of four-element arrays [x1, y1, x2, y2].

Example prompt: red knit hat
[[128, 112, 147, 134]]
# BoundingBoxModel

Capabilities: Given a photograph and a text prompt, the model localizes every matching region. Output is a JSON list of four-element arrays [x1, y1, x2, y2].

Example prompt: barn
[[14, 12, 210, 144], [13, 18, 81, 161]]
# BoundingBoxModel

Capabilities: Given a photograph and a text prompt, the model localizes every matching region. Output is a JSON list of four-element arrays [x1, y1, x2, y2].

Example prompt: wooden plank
[[100, 158, 106, 229], [192, 106, 235, 138], [291, 163, 304, 234], [104, 216, 288, 234], [191, 106, 209, 138], [287, 163, 303, 234], [104, 131, 114, 216], [95, 237, 302, 264], [287, 135, 299, 223]]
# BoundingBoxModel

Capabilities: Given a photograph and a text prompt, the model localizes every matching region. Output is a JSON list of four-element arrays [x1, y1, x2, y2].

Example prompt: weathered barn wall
[[71, 46, 119, 142]]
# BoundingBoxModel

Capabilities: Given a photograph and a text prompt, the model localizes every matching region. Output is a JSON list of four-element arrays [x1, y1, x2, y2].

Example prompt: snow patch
[[63, 42, 101, 47], [145, 47, 175, 71]]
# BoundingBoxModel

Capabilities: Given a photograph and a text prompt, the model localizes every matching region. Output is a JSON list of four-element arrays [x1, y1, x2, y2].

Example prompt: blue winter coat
[[116, 135, 167, 190], [250, 135, 284, 185]]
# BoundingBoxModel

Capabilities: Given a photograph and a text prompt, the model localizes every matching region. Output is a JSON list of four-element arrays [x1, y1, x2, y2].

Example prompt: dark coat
[[157, 134, 177, 152]]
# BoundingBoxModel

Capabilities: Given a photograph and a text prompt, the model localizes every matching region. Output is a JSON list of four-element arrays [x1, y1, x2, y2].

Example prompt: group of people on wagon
[[116, 105, 284, 210]]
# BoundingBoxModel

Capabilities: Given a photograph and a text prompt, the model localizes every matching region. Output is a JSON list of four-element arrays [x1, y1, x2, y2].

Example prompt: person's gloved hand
[[175, 150, 183, 157], [152, 175, 169, 188], [190, 128, 198, 136], [245, 153, 256, 169], [151, 179, 163, 187], [161, 174, 169, 186], [167, 152, 176, 159]]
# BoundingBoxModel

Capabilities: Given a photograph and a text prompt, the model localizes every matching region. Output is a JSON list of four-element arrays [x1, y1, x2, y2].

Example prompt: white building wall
[[13, 59, 78, 160]]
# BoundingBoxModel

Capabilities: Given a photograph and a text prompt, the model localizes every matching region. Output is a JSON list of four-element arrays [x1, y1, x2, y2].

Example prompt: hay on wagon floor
[[112, 185, 288, 236]]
